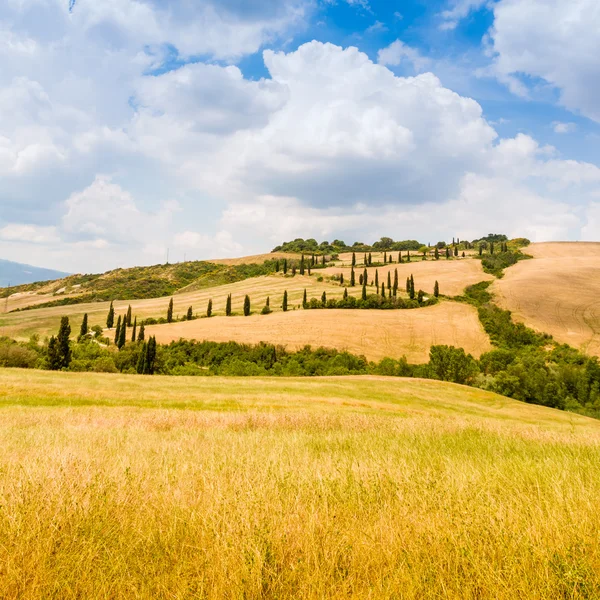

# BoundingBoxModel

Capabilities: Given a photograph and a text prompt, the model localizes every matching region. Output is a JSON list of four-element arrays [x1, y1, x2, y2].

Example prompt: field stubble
[[0, 369, 600, 599]]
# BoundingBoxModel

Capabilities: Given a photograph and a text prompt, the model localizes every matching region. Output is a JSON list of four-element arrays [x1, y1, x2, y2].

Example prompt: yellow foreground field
[[493, 242, 600, 356], [0, 368, 599, 599], [146, 302, 492, 363]]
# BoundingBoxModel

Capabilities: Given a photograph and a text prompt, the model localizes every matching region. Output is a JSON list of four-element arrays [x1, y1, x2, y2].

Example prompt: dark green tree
[[118, 318, 127, 349], [138, 322, 145, 342], [275, 260, 280, 272], [136, 342, 147, 374], [226, 294, 232, 316], [363, 268, 368, 286], [283, 259, 288, 274], [114, 315, 121, 345], [368, 252, 372, 266], [79, 313, 88, 340], [126, 305, 132, 326], [145, 336, 157, 375], [417, 289, 424, 303], [479, 244, 483, 256], [434, 280, 439, 298], [292, 265, 297, 276], [300, 255, 305, 275], [131, 317, 137, 342], [282, 290, 288, 312], [244, 295, 251, 316], [167, 298, 174, 323], [375, 269, 379, 288], [454, 245, 458, 257], [393, 269, 398, 297], [343, 287, 348, 299], [106, 301, 115, 329], [57, 316, 72, 369], [47, 336, 61, 370], [434, 247, 439, 260], [350, 267, 355, 287], [490, 242, 495, 255], [364, 253, 368, 266], [207, 299, 213, 318], [406, 277, 410, 294], [409, 275, 415, 300], [387, 271, 391, 291], [302, 289, 307, 308], [340, 273, 344, 286], [381, 282, 386, 298], [321, 255, 325, 266], [362, 281, 367, 301], [351, 252, 356, 266], [321, 291, 327, 306], [187, 306, 193, 320], [398, 251, 402, 263], [266, 296, 270, 307], [407, 251, 410, 262]]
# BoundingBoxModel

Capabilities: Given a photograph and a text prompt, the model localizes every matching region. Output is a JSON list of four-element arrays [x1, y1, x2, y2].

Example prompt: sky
[[1, 0, 600, 272]]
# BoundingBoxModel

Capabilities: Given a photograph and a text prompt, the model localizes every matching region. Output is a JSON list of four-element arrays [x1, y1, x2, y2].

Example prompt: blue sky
[[0, 0, 599, 271]]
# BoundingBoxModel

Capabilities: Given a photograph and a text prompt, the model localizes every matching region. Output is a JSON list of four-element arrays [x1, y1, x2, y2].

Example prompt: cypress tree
[[359, 274, 363, 285], [363, 268, 368, 286], [226, 294, 232, 316], [106, 301, 115, 329], [343, 287, 348, 299], [362, 281, 367, 301], [114, 315, 121, 345], [454, 245, 458, 257], [393, 269, 398, 296], [321, 291, 327, 306], [381, 282, 386, 298], [350, 267, 355, 287], [375, 269, 379, 288], [243, 295, 250, 316], [387, 271, 391, 291], [145, 336, 157, 375], [283, 259, 288, 274], [126, 305, 132, 326], [434, 280, 439, 297], [364, 253, 368, 266], [490, 242, 495, 255], [118, 318, 127, 349], [307, 265, 311, 276], [131, 317, 137, 342], [266, 296, 270, 307], [406, 277, 410, 294], [410, 275, 415, 300], [167, 298, 174, 323], [57, 316, 71, 368], [398, 251, 402, 263], [138, 322, 145, 342], [47, 336, 60, 370], [352, 252, 356, 266], [300, 255, 305, 275], [79, 313, 88, 340], [340, 273, 344, 286], [282, 290, 288, 312], [479, 244, 483, 256], [446, 247, 450, 259], [275, 260, 280, 272], [434, 247, 439, 260], [368, 252, 372, 266], [302, 289, 307, 308], [207, 299, 213, 318], [137, 342, 147, 374], [407, 251, 410, 262], [187, 306, 193, 320]]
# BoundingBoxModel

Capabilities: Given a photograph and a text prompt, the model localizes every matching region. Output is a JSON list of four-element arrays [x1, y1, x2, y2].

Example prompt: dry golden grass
[[324, 255, 492, 296], [493, 242, 600, 356], [145, 302, 492, 363], [1, 368, 600, 599], [209, 251, 300, 265]]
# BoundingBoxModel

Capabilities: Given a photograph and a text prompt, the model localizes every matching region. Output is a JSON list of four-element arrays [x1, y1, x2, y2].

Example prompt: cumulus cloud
[[552, 122, 577, 134], [377, 40, 431, 72], [439, 0, 490, 30], [488, 0, 600, 122]]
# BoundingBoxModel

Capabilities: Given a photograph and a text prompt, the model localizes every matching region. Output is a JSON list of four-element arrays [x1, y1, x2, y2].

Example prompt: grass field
[[146, 302, 491, 363], [493, 242, 600, 356], [0, 368, 599, 598]]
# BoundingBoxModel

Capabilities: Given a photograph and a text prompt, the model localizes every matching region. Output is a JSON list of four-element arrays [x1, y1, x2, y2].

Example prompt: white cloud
[[489, 0, 600, 122], [552, 122, 577, 134], [439, 0, 489, 30], [377, 40, 431, 72], [0, 224, 60, 244]]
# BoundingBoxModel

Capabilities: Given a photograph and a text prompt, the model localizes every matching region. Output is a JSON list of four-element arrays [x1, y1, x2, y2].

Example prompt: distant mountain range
[[0, 259, 70, 288]]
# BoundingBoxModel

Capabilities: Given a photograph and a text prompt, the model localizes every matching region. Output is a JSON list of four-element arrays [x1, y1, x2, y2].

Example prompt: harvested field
[[209, 252, 300, 265], [322, 256, 493, 296], [146, 302, 491, 363], [493, 242, 600, 356]]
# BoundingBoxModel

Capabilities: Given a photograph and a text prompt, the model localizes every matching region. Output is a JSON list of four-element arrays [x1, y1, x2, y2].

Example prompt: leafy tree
[[417, 289, 424, 303], [118, 318, 127, 349], [428, 345, 478, 385], [352, 252, 356, 266], [47, 335, 61, 370], [138, 322, 145, 342], [106, 301, 115, 329], [434, 280, 439, 298], [244, 295, 251, 316], [350, 267, 355, 287], [131, 317, 137, 342], [167, 298, 174, 323], [207, 299, 213, 318], [126, 305, 132, 326], [79, 313, 88, 340], [187, 306, 193, 320], [114, 315, 121, 345], [283, 290, 288, 312], [303, 289, 307, 308], [226, 294, 232, 316], [57, 316, 72, 369]]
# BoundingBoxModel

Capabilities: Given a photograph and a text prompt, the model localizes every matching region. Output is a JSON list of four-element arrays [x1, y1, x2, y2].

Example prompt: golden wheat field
[[0, 368, 599, 599], [493, 242, 600, 356], [146, 302, 491, 363]]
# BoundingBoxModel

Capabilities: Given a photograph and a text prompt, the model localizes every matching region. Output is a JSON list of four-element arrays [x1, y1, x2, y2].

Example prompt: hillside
[[1, 368, 599, 598], [0, 259, 69, 288], [493, 242, 600, 357]]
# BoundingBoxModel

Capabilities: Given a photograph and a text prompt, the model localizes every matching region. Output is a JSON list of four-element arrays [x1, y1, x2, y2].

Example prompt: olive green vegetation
[[0, 369, 599, 599]]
